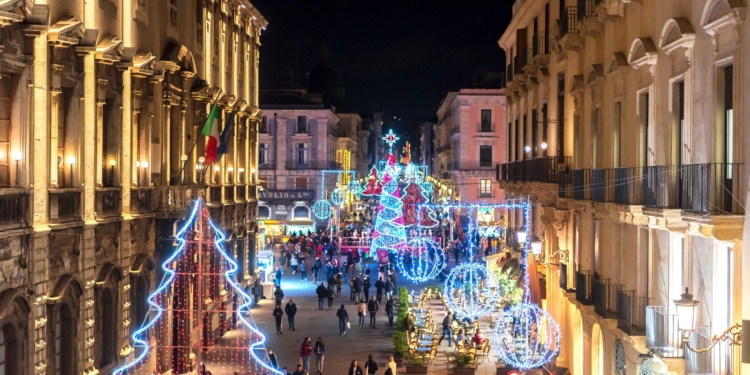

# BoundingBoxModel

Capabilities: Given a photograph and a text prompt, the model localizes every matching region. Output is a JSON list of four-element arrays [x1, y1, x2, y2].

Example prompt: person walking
[[385, 298, 395, 327], [300, 260, 307, 281], [348, 360, 364, 375], [316, 283, 327, 310], [367, 296, 379, 328], [438, 312, 453, 347], [336, 273, 343, 298], [364, 354, 378, 375], [326, 282, 335, 309], [357, 299, 367, 328], [280, 253, 287, 269], [292, 364, 305, 375], [286, 251, 292, 270], [274, 287, 284, 306], [384, 277, 393, 301], [312, 264, 319, 284], [375, 276, 385, 303], [285, 299, 297, 331], [363, 276, 371, 301], [385, 356, 397, 375], [314, 337, 326, 375], [336, 304, 349, 336], [275, 267, 282, 288], [273, 304, 283, 335], [290, 256, 298, 274], [353, 276, 363, 304], [267, 348, 279, 369], [299, 337, 312, 375]]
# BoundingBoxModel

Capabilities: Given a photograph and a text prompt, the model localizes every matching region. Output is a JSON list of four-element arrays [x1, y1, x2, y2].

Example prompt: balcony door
[[722, 66, 734, 212]]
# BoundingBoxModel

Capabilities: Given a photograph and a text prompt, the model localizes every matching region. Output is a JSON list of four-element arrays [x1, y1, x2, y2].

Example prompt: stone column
[[121, 68, 132, 214], [161, 82, 171, 186], [131, 90, 142, 186], [30, 31, 49, 225], [95, 78, 107, 187], [49, 62, 63, 187]]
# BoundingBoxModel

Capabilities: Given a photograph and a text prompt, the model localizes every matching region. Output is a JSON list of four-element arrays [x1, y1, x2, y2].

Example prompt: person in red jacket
[[299, 337, 313, 374]]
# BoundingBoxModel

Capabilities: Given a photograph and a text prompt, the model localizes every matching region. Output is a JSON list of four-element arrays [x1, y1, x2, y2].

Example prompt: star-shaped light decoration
[[382, 129, 400, 151]]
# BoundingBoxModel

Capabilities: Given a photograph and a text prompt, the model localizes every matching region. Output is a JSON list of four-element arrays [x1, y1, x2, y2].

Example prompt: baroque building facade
[[499, 0, 748, 374], [0, 0, 266, 374]]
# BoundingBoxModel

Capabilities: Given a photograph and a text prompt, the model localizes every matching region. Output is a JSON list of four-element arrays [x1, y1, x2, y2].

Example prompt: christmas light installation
[[360, 167, 382, 196], [402, 181, 439, 228], [382, 128, 400, 151], [113, 198, 282, 375], [491, 201, 561, 370], [312, 199, 334, 220], [347, 180, 361, 195], [396, 236, 447, 282], [330, 188, 346, 206], [370, 151, 407, 260]]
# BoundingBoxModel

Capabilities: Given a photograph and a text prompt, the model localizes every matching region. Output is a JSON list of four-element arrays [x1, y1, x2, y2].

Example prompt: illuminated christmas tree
[[114, 198, 281, 375], [360, 167, 382, 196], [370, 133, 408, 261], [402, 181, 439, 228]]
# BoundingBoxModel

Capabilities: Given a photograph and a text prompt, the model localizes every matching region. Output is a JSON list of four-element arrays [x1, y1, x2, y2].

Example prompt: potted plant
[[452, 353, 476, 375], [392, 331, 407, 367], [405, 355, 428, 374]]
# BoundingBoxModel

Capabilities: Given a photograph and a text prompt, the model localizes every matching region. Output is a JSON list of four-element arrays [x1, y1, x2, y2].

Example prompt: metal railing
[[559, 263, 568, 291], [572, 169, 591, 200], [614, 167, 643, 205], [592, 278, 622, 319], [95, 188, 121, 216], [49, 190, 81, 222], [646, 306, 684, 358], [575, 270, 593, 305], [285, 161, 342, 170], [131, 188, 153, 213], [681, 163, 744, 214], [686, 326, 736, 375], [514, 45, 529, 72], [208, 186, 222, 204], [577, 0, 595, 21], [153, 185, 199, 212], [617, 290, 649, 336], [259, 162, 276, 170], [0, 192, 28, 227], [591, 169, 614, 202], [560, 7, 579, 37], [499, 157, 566, 183], [532, 34, 548, 57], [643, 165, 680, 209], [449, 161, 494, 171]]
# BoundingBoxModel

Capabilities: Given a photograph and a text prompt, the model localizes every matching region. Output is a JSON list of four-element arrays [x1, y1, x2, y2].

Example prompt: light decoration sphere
[[395, 237, 447, 283], [493, 303, 561, 370], [421, 181, 433, 193], [312, 199, 334, 220], [347, 180, 361, 194], [330, 188, 346, 206], [443, 262, 499, 320]]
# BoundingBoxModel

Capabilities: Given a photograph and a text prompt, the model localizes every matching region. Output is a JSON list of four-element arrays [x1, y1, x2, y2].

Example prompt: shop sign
[[259, 190, 314, 200]]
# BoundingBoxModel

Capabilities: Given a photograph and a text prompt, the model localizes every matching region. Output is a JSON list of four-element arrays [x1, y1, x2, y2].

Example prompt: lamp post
[[198, 157, 205, 184], [530, 236, 542, 256], [180, 154, 188, 185], [674, 288, 742, 353], [13, 151, 21, 187], [141, 161, 149, 186], [67, 156, 75, 186], [109, 160, 116, 187]]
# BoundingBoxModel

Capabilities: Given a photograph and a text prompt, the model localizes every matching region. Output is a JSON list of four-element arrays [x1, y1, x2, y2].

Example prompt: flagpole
[[179, 89, 223, 185]]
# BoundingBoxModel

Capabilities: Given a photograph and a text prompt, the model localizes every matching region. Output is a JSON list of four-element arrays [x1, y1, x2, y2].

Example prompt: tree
[[370, 154, 407, 260], [360, 167, 382, 196], [114, 198, 282, 375], [401, 181, 439, 228]]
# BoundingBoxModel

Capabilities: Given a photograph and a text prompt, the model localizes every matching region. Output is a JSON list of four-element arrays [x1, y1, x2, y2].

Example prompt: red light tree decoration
[[401, 181, 439, 228], [114, 198, 281, 375]]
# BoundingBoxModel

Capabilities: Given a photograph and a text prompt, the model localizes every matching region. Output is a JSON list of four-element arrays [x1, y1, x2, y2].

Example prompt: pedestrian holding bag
[[347, 321, 351, 329]]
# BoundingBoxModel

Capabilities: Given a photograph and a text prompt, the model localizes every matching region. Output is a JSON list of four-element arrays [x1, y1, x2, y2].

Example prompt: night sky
[[253, 0, 513, 120]]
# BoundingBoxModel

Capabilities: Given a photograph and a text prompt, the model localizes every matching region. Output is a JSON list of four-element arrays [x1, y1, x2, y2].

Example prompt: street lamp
[[530, 236, 542, 256], [13, 151, 21, 187], [674, 288, 742, 353], [213, 165, 220, 184], [516, 230, 527, 244], [180, 154, 188, 184], [67, 156, 75, 186], [540, 142, 548, 150], [109, 159, 116, 187]]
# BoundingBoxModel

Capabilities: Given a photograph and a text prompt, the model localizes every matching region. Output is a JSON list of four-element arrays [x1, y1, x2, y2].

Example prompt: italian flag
[[201, 102, 220, 164]]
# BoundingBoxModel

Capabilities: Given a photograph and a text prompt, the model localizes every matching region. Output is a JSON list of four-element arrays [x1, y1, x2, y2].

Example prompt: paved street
[[250, 254, 505, 375]]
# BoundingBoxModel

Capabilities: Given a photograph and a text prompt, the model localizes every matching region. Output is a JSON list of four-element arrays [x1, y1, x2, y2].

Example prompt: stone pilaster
[[121, 68, 132, 214]]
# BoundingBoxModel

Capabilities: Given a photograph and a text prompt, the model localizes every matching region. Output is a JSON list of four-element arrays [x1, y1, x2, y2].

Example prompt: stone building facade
[[0, 0, 266, 374], [434, 88, 506, 205], [499, 0, 748, 374]]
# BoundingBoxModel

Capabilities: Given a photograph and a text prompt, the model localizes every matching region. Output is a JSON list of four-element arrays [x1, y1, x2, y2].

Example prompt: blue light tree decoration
[[492, 204, 561, 370], [370, 131, 407, 262], [396, 237, 447, 282], [113, 198, 282, 375]]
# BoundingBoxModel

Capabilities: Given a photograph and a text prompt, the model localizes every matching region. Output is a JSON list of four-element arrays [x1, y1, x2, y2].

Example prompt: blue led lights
[[492, 303, 561, 370], [370, 178, 407, 254], [443, 261, 499, 320], [113, 198, 283, 375], [330, 188, 346, 206], [312, 199, 334, 220], [347, 180, 362, 195], [395, 237, 447, 283]]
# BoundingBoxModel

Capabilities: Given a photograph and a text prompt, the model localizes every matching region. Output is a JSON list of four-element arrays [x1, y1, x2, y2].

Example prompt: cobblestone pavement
[[249, 253, 506, 375]]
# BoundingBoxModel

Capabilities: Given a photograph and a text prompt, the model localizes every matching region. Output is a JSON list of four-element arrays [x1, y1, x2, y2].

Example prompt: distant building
[[420, 122, 435, 170], [434, 82, 506, 205]]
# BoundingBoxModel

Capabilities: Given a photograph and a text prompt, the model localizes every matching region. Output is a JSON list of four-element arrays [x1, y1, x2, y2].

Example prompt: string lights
[[113, 198, 282, 375], [443, 262, 499, 320], [330, 188, 346, 206], [312, 199, 334, 220], [493, 303, 561, 370], [395, 237, 446, 282]]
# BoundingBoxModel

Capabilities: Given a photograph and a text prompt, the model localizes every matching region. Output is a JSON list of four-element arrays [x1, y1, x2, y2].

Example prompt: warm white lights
[[142, 161, 149, 169], [109, 160, 116, 167], [524, 145, 531, 152], [541, 142, 548, 150], [67, 156, 76, 165]]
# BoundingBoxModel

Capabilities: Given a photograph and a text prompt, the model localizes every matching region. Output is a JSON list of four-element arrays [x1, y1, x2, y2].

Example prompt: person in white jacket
[[357, 299, 367, 328], [386, 355, 397, 375]]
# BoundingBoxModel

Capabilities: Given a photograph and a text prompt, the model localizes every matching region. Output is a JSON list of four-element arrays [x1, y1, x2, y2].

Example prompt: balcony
[[49, 189, 82, 223], [614, 167, 643, 205], [532, 34, 548, 57], [591, 169, 614, 203], [572, 169, 591, 200], [616, 290, 649, 336], [0, 191, 29, 228], [513, 45, 530, 73], [208, 186, 222, 204], [95, 188, 121, 217], [130, 187, 154, 214], [499, 157, 566, 183], [236, 185, 246, 201], [681, 163, 743, 215], [448, 161, 494, 171], [559, 7, 579, 38], [224, 186, 235, 202], [285, 161, 342, 170], [592, 278, 622, 319], [153, 185, 200, 214], [642, 165, 679, 209], [685, 326, 736, 374], [577, 0, 596, 21], [575, 270, 593, 305], [559, 263, 569, 291], [259, 162, 276, 170], [646, 306, 684, 358]]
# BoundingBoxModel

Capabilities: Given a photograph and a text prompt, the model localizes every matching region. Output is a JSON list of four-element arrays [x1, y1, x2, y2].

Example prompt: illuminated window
[[480, 179, 492, 197]]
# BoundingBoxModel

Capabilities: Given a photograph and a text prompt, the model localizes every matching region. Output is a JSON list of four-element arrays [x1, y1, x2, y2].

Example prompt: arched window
[[258, 206, 270, 219], [99, 288, 117, 368], [293, 206, 309, 220], [0, 328, 6, 375], [134, 276, 149, 330], [53, 303, 75, 375]]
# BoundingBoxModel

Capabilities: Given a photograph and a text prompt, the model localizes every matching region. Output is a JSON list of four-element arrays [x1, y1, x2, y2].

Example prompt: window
[[0, 77, 10, 187], [295, 177, 307, 190], [480, 179, 492, 197], [169, 0, 178, 29], [297, 116, 307, 133], [53, 304, 74, 375], [639, 92, 650, 167], [479, 146, 492, 167], [723, 66, 734, 172], [592, 107, 600, 168], [293, 206, 309, 220], [296, 144, 308, 165], [0, 328, 5, 375], [260, 116, 267, 133], [258, 143, 268, 166], [542, 102, 548, 156], [613, 102, 622, 168], [480, 109, 492, 132], [531, 109, 538, 156], [258, 206, 270, 219], [99, 289, 116, 368], [557, 74, 565, 159], [514, 118, 520, 161]]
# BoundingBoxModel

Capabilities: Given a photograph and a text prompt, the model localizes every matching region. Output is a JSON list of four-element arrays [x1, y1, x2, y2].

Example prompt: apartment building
[[498, 0, 747, 374], [0, 1, 266, 374], [434, 87, 506, 206]]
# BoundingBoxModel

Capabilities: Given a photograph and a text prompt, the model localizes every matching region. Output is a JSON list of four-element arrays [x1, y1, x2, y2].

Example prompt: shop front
[[258, 190, 317, 239]]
